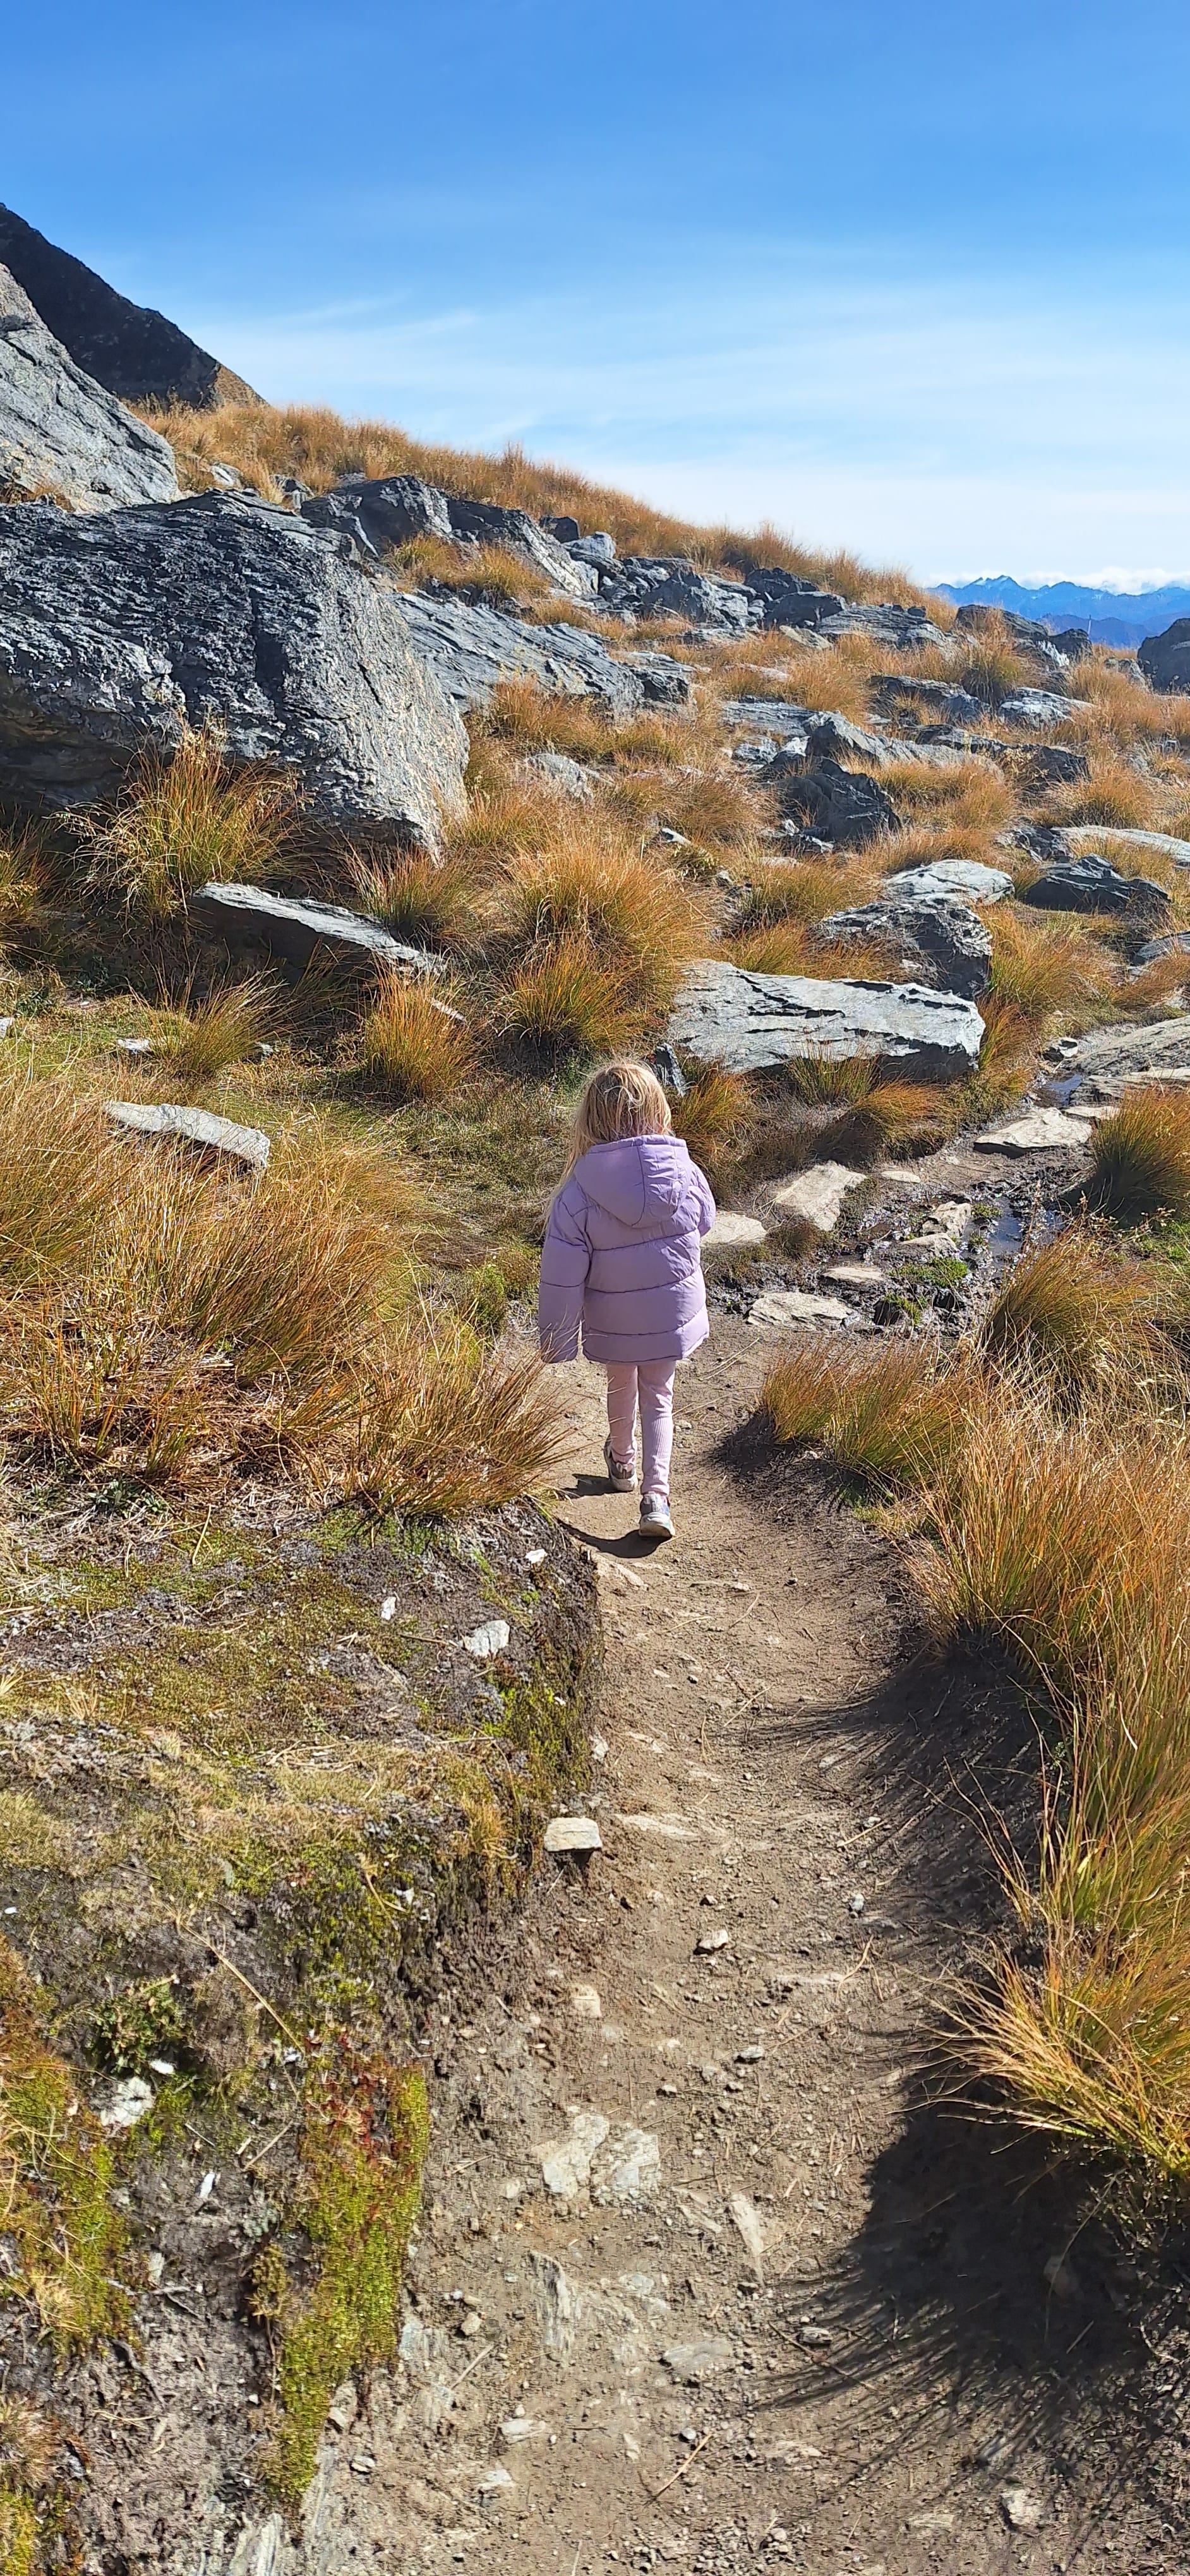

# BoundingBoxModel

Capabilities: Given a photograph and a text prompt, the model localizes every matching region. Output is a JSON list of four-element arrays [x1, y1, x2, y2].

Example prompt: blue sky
[[6, 0, 1190, 584]]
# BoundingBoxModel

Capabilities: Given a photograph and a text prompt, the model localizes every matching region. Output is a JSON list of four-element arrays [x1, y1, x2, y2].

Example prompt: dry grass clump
[[728, 923, 890, 979], [147, 973, 280, 1085], [987, 909, 1114, 1025], [0, 1076, 116, 1287], [980, 1229, 1158, 1395], [150, 401, 931, 604], [613, 765, 759, 852], [733, 857, 877, 933], [670, 1064, 754, 1178], [1088, 1083, 1190, 1221], [760, 1339, 973, 1486], [346, 1313, 564, 1518], [395, 534, 553, 609], [495, 936, 633, 1059], [83, 727, 296, 917], [349, 847, 479, 953], [358, 976, 472, 1103], [875, 757, 1013, 834], [1048, 755, 1157, 831], [1066, 650, 1190, 748], [0, 820, 47, 925], [778, 1053, 948, 1160], [481, 680, 682, 768], [495, 820, 707, 1022]]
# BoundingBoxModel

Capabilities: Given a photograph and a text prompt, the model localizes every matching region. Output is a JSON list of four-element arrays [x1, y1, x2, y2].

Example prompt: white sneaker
[[639, 1494, 674, 1541], [604, 1436, 637, 1493]]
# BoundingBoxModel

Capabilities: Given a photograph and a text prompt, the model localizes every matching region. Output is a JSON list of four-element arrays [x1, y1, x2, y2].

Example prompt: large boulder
[[1138, 620, 1190, 695], [816, 892, 992, 999], [999, 687, 1088, 728], [0, 491, 468, 838], [743, 566, 844, 629], [766, 754, 900, 849], [1023, 855, 1169, 921], [0, 201, 258, 408], [668, 959, 985, 1079], [442, 496, 596, 599], [395, 587, 646, 715], [0, 263, 178, 510], [597, 556, 755, 631], [820, 603, 949, 650], [301, 473, 453, 549]]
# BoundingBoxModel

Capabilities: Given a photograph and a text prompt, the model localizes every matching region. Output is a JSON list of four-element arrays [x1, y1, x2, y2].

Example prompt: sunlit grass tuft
[[83, 727, 296, 917], [359, 975, 472, 1103], [980, 1229, 1158, 1395], [1088, 1083, 1190, 1222]]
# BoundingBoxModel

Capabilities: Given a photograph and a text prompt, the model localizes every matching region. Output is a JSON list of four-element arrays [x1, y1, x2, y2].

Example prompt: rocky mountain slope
[[3, 215, 1190, 2574]]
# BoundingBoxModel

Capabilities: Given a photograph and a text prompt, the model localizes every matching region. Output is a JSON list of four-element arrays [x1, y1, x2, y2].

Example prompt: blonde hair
[[564, 1059, 673, 1172]]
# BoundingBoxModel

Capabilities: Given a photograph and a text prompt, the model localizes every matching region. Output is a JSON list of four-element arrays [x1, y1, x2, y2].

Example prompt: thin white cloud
[[188, 253, 1190, 582]]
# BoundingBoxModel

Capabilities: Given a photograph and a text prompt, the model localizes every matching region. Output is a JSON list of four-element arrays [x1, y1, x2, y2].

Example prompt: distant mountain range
[[935, 575, 1190, 648]]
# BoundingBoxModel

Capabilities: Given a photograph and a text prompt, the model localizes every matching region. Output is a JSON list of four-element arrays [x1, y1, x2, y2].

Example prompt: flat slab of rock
[[395, 588, 646, 715], [0, 261, 179, 511], [0, 492, 468, 836], [771, 1162, 868, 1232], [704, 1210, 767, 1249], [1024, 856, 1169, 919], [193, 883, 442, 976], [820, 603, 948, 650], [107, 1100, 270, 1171], [999, 687, 1089, 728], [1065, 1016, 1190, 1084], [748, 1288, 851, 1330], [543, 1815, 603, 1856], [823, 1260, 886, 1287], [975, 1107, 1093, 1155], [669, 960, 985, 1080], [722, 697, 812, 740], [663, 2336, 736, 2383], [885, 859, 1013, 905], [1064, 823, 1190, 869], [817, 891, 990, 998]]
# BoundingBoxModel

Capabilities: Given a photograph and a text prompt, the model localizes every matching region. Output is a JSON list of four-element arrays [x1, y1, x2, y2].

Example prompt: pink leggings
[[606, 1360, 677, 1500]]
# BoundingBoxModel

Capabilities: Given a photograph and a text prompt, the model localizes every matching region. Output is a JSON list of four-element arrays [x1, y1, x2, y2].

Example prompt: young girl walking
[[538, 1060, 716, 1541]]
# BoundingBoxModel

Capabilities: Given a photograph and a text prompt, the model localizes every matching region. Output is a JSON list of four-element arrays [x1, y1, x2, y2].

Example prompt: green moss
[[0, 2488, 38, 2576], [894, 1254, 969, 1291], [91, 1977, 186, 2075], [0, 1940, 129, 2351], [254, 2046, 428, 2504]]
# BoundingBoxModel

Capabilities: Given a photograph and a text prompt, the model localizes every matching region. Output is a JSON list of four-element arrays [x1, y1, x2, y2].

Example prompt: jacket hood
[[572, 1133, 691, 1227]]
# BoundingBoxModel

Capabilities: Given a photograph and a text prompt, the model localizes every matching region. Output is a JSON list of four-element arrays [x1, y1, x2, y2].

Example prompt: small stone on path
[[543, 1815, 603, 1856], [771, 1162, 867, 1233], [974, 1107, 1091, 1155], [748, 1289, 851, 1330], [704, 1210, 767, 1249], [462, 1619, 510, 1659], [663, 2336, 736, 2384], [1001, 2486, 1043, 2532]]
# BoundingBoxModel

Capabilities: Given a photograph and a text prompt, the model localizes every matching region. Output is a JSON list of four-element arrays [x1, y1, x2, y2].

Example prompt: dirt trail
[[278, 1324, 1172, 2576]]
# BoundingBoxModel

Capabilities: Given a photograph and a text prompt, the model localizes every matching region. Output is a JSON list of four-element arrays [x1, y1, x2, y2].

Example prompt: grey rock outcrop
[[743, 566, 844, 629], [0, 202, 258, 408], [1023, 855, 1169, 921], [394, 588, 646, 715], [999, 687, 1088, 729], [301, 474, 453, 550], [1138, 619, 1190, 695], [820, 603, 948, 650], [886, 859, 1013, 904], [625, 652, 694, 705], [443, 496, 596, 599], [597, 556, 755, 631], [0, 263, 179, 510], [723, 698, 812, 742], [193, 884, 445, 975], [874, 672, 985, 726], [0, 491, 468, 838], [766, 754, 899, 848], [1064, 823, 1190, 868], [668, 958, 985, 1079], [1064, 1016, 1190, 1085], [816, 892, 992, 998], [1021, 742, 1089, 784]]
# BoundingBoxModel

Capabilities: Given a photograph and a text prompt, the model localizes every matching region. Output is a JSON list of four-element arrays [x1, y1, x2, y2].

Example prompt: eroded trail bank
[[241, 1324, 1176, 2576]]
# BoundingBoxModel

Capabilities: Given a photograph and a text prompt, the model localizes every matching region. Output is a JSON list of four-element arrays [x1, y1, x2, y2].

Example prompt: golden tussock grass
[[493, 936, 634, 1059], [493, 818, 709, 1018], [760, 1338, 975, 1486], [480, 679, 683, 768], [1088, 1083, 1190, 1221], [876, 756, 1013, 833], [980, 1229, 1160, 1396], [146, 972, 280, 1085], [349, 847, 479, 952], [727, 924, 894, 981], [879, 818, 1006, 874], [611, 765, 761, 852], [988, 908, 1115, 1025], [392, 535, 553, 610], [358, 976, 472, 1103], [670, 1064, 753, 1179], [1048, 755, 1157, 832], [82, 727, 297, 917], [734, 857, 877, 933], [344, 1313, 565, 1519], [1067, 650, 1190, 748], [147, 402, 936, 606]]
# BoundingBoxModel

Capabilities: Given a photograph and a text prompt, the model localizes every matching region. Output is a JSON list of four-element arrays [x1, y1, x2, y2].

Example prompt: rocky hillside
[[4, 217, 1190, 2572]]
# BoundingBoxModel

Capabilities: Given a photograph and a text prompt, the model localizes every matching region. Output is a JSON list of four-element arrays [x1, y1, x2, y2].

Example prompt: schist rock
[[192, 884, 445, 978], [0, 492, 468, 839], [395, 587, 647, 715], [668, 959, 985, 1080], [0, 201, 258, 408], [0, 262, 179, 510], [815, 892, 992, 998], [1139, 619, 1190, 695], [766, 753, 900, 848], [1023, 856, 1170, 921]]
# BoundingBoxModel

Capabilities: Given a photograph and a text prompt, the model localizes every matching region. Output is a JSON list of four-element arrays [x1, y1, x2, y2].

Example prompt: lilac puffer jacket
[[538, 1133, 716, 1366]]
